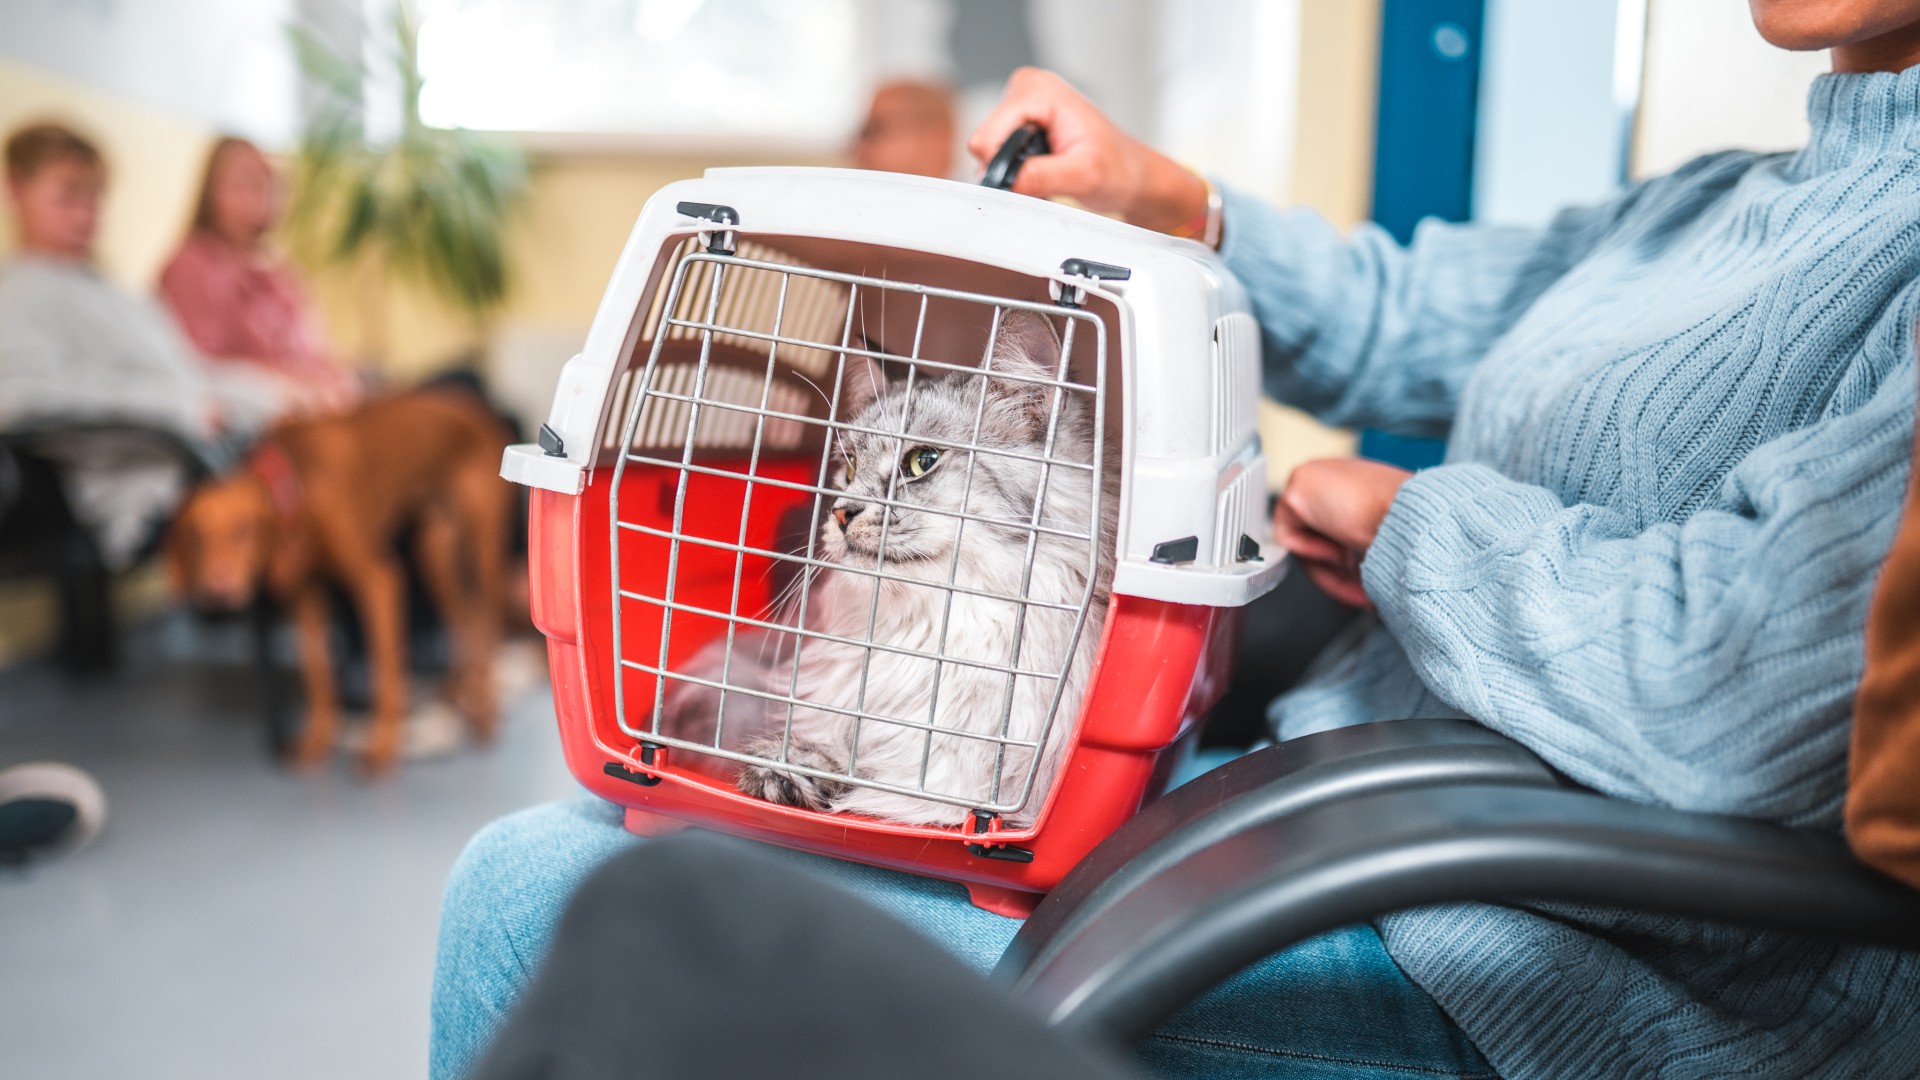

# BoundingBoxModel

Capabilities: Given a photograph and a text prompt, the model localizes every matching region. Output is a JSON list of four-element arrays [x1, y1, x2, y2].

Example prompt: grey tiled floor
[[0, 616, 577, 1080]]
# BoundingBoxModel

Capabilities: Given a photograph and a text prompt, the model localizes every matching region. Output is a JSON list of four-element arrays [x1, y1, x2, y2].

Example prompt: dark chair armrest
[[1008, 781, 1920, 1045], [0, 421, 227, 480], [998, 719, 1565, 977]]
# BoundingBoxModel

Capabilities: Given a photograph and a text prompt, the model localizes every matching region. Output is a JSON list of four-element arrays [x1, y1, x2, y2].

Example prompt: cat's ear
[[987, 310, 1065, 432], [834, 352, 893, 419]]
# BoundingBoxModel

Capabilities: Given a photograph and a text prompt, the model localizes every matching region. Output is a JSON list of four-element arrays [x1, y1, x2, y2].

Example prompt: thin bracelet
[[1201, 178, 1224, 250], [1168, 173, 1226, 250]]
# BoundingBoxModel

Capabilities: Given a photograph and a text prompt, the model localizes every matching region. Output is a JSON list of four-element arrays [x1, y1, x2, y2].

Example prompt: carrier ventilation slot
[[1210, 313, 1262, 457], [605, 238, 851, 455], [1212, 467, 1256, 567]]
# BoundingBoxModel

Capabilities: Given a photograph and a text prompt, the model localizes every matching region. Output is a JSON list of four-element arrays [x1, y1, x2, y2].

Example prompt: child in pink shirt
[[158, 137, 358, 425]]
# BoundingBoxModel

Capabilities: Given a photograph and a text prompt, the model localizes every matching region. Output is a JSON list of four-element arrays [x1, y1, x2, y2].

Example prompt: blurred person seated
[[0, 122, 218, 568], [159, 137, 361, 431], [851, 79, 958, 179]]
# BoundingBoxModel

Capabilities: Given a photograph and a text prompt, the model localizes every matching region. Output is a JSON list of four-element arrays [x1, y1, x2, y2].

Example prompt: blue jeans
[[432, 796, 1495, 1079]]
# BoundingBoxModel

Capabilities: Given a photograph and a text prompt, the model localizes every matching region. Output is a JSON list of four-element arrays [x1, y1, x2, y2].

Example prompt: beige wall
[[1258, 0, 1379, 480], [1290, 0, 1380, 231]]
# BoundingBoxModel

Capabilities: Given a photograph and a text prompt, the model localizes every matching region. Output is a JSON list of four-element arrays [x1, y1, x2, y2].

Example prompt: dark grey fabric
[[472, 831, 1138, 1080]]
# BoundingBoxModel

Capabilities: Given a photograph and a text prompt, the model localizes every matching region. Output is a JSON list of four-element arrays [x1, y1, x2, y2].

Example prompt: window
[[414, 0, 864, 139]]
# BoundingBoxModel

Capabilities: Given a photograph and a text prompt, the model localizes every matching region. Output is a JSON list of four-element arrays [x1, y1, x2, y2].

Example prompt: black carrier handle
[[981, 122, 1051, 191]]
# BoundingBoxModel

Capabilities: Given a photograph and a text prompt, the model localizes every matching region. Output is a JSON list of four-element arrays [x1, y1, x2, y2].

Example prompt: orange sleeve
[[1846, 383, 1920, 889]]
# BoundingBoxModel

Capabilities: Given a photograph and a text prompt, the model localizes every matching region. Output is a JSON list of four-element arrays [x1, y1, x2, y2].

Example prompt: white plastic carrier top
[[502, 166, 1282, 608]]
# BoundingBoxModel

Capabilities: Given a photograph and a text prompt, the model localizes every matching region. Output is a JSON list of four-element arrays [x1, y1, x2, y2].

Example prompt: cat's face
[[822, 311, 1073, 569]]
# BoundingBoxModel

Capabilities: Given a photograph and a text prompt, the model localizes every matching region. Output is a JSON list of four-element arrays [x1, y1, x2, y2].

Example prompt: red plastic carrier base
[[530, 464, 1238, 916]]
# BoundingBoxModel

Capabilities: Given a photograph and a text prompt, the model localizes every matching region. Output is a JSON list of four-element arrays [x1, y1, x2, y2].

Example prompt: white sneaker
[[0, 762, 107, 859]]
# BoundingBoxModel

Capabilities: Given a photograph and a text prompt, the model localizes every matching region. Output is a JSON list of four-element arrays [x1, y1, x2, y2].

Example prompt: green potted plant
[[286, 2, 529, 359]]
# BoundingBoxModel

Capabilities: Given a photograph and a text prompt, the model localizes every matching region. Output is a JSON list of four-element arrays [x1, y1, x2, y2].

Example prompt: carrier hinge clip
[[603, 741, 667, 787], [964, 811, 1036, 863], [676, 201, 739, 256], [1053, 258, 1131, 308]]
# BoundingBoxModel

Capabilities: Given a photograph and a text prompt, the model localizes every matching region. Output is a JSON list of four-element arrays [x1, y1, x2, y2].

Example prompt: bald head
[[852, 79, 957, 179]]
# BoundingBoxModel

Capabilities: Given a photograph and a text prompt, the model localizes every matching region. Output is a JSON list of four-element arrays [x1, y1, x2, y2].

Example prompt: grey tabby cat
[[659, 309, 1116, 827]]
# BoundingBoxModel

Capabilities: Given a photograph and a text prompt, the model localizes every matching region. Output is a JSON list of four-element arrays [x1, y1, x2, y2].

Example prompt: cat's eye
[[903, 446, 942, 479], [843, 457, 856, 484]]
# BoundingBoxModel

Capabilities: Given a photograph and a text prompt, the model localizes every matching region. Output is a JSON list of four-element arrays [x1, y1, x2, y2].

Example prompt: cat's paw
[[737, 736, 851, 811]]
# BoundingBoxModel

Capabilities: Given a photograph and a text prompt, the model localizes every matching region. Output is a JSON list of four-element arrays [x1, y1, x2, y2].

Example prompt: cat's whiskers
[[791, 372, 855, 468]]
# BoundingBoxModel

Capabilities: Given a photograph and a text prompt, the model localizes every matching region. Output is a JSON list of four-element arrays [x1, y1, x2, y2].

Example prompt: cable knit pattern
[[1221, 68, 1920, 1077]]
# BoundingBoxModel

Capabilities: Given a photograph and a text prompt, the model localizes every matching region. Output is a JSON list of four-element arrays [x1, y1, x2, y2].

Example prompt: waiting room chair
[[0, 422, 220, 677], [998, 717, 1920, 1044]]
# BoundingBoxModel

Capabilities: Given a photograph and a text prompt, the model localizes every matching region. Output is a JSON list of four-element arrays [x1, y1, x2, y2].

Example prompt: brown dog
[[169, 389, 515, 774]]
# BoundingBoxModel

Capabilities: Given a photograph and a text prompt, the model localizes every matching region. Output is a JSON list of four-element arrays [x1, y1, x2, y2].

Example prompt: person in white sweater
[[0, 122, 223, 566]]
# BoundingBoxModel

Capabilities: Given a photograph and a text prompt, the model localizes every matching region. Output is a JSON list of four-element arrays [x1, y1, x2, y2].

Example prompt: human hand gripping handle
[[980, 123, 1051, 191], [968, 67, 1211, 236], [1272, 459, 1414, 608]]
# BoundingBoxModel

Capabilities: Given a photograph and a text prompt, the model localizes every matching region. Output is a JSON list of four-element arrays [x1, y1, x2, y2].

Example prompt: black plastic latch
[[1059, 258, 1131, 282], [537, 423, 566, 458], [1238, 534, 1263, 562], [676, 201, 740, 255], [603, 760, 661, 787], [1150, 536, 1200, 565], [1055, 258, 1132, 309], [981, 123, 1051, 191]]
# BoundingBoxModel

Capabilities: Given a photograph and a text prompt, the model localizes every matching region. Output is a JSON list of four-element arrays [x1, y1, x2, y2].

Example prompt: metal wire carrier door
[[608, 247, 1110, 824]]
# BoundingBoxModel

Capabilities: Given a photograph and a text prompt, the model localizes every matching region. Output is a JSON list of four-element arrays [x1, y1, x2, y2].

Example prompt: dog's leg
[[412, 508, 479, 735], [350, 555, 409, 777], [288, 584, 338, 769], [446, 467, 510, 743], [468, 473, 511, 741]]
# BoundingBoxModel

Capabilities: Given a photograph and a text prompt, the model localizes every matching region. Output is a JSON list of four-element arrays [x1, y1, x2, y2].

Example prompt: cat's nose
[[831, 502, 865, 531]]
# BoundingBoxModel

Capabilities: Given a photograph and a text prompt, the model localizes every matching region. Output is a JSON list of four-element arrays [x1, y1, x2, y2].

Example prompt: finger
[[1281, 480, 1366, 557], [1277, 480, 1326, 537], [966, 69, 1058, 164], [1301, 560, 1372, 609], [1271, 500, 1346, 564], [968, 103, 1044, 169], [1275, 526, 1346, 566], [1283, 458, 1413, 552], [1005, 151, 1100, 201]]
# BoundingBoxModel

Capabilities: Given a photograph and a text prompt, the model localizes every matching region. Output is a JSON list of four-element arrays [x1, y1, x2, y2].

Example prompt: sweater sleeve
[[1217, 185, 1636, 437], [1361, 348, 1917, 826]]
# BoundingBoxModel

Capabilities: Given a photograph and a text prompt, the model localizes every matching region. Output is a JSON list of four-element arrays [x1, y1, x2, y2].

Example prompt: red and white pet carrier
[[504, 157, 1281, 916]]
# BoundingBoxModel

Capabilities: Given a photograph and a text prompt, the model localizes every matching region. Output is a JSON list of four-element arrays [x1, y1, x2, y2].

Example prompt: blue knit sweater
[[1222, 68, 1920, 1077]]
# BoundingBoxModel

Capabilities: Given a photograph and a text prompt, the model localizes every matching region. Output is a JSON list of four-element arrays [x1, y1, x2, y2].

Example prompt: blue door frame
[[1357, 0, 1486, 471]]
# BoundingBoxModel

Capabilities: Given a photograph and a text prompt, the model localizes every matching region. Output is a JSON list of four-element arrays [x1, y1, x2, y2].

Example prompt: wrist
[[1125, 153, 1209, 237]]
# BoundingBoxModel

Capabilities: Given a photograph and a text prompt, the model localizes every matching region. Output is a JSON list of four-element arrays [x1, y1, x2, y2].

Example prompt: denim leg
[[432, 798, 1493, 1080], [1138, 928, 1495, 1078], [431, 800, 643, 1080]]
